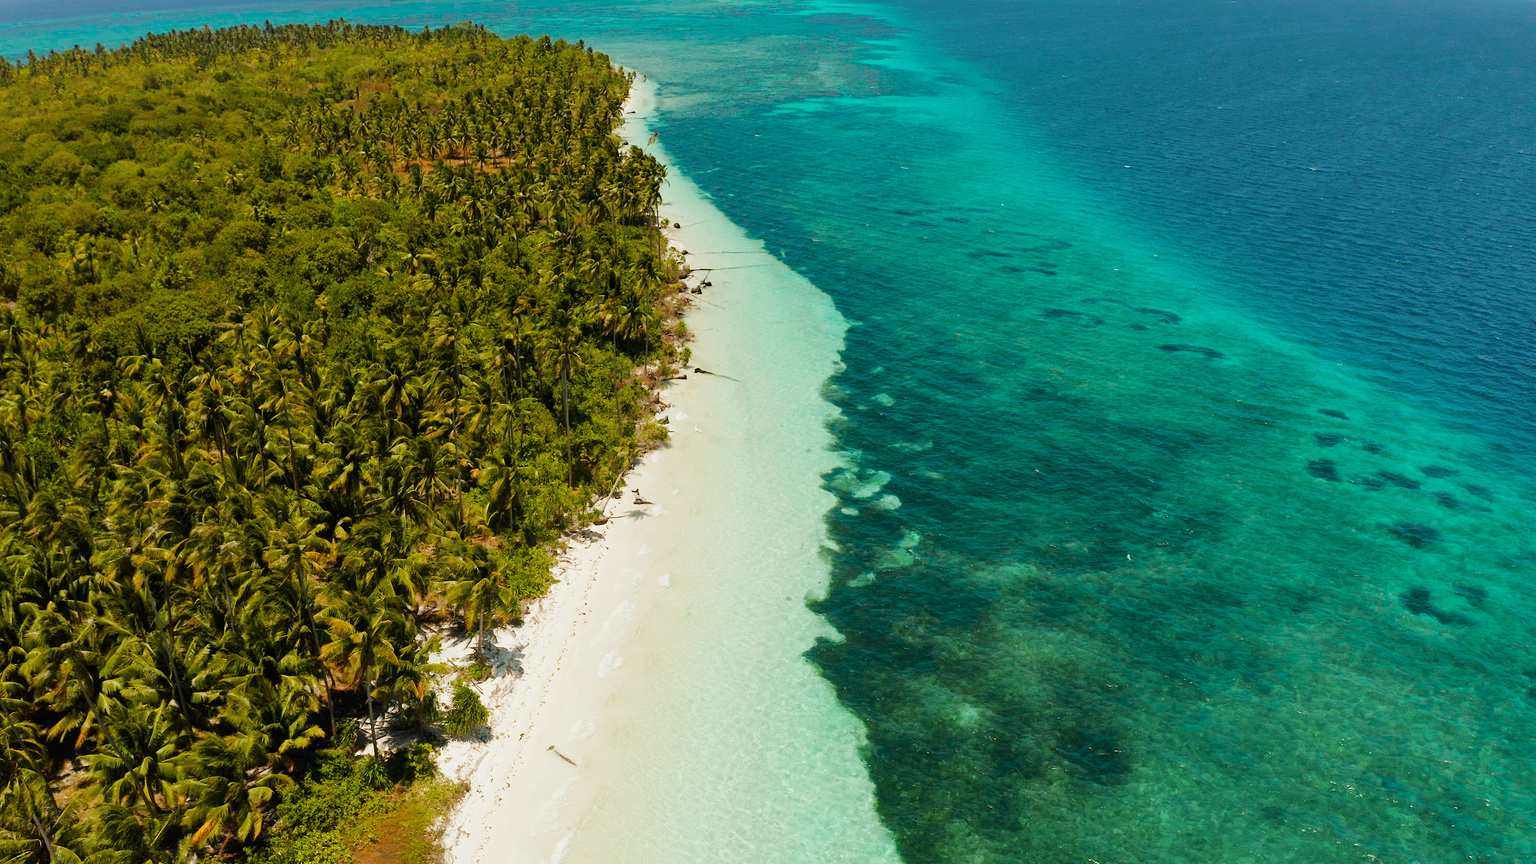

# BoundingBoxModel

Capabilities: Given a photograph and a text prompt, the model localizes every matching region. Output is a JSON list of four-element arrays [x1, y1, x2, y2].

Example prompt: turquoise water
[[7, 1, 1536, 860]]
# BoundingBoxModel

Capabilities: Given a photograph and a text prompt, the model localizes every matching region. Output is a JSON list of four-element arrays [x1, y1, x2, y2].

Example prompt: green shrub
[[247, 752, 390, 864], [442, 684, 489, 737], [462, 658, 493, 683], [401, 743, 437, 781]]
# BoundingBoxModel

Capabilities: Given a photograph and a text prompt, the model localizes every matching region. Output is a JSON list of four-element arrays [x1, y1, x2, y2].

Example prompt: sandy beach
[[434, 443, 684, 864], [432, 81, 696, 863], [434, 80, 898, 864]]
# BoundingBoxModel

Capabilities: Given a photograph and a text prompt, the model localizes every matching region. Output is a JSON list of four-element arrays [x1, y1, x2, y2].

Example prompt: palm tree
[[263, 507, 335, 736], [85, 701, 182, 817], [321, 586, 406, 758], [179, 729, 292, 854], [0, 26, 681, 854], [370, 638, 444, 736], [0, 714, 75, 864], [539, 323, 584, 487]]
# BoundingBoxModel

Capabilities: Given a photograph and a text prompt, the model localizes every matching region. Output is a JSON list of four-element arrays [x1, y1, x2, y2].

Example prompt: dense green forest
[[0, 21, 681, 862]]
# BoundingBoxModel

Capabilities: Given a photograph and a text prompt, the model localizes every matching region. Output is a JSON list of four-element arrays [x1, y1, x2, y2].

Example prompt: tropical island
[[0, 21, 685, 863]]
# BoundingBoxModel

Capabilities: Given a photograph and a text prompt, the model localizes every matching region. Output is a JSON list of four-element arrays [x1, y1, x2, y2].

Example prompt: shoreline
[[433, 79, 696, 863], [434, 448, 679, 864], [434, 78, 899, 864]]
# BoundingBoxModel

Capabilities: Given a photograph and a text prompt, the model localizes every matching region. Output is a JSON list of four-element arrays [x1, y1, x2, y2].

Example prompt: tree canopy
[[0, 20, 680, 862]]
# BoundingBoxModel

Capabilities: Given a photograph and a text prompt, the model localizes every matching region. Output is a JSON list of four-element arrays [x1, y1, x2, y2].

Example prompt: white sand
[[437, 80, 899, 864], [434, 456, 676, 863]]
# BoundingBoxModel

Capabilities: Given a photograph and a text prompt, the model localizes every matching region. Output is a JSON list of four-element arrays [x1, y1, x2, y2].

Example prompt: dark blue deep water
[[907, 0, 1536, 458], [5, 0, 1536, 860]]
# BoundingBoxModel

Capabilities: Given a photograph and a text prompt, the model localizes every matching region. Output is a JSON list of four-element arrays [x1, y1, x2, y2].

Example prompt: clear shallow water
[[7, 1, 1536, 861], [543, 131, 900, 861]]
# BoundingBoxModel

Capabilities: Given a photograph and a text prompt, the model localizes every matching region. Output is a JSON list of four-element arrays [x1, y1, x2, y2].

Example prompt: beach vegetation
[[0, 19, 679, 862], [441, 685, 490, 738]]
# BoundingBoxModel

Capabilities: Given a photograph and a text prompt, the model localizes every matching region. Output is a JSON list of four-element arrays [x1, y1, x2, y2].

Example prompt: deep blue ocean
[[5, 0, 1535, 859]]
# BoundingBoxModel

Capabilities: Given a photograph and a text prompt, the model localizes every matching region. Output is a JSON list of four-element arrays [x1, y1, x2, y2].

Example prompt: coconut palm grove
[[0, 21, 681, 862]]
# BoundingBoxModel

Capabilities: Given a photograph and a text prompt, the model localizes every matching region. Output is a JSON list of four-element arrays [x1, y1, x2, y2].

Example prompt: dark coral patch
[[1454, 584, 1488, 608], [1352, 475, 1386, 490], [1432, 492, 1461, 510], [1138, 307, 1183, 324], [1421, 465, 1457, 478], [1376, 471, 1421, 490], [1460, 482, 1494, 501], [1314, 433, 1345, 447], [1319, 409, 1349, 420], [1402, 587, 1473, 626], [1041, 309, 1102, 327], [1056, 727, 1131, 786], [1305, 460, 1340, 481], [1388, 523, 1443, 548], [1081, 298, 1181, 324], [1361, 441, 1388, 455], [1158, 344, 1224, 359]]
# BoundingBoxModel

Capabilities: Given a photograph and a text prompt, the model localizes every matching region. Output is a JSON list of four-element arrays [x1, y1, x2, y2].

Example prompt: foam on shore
[[437, 79, 899, 864]]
